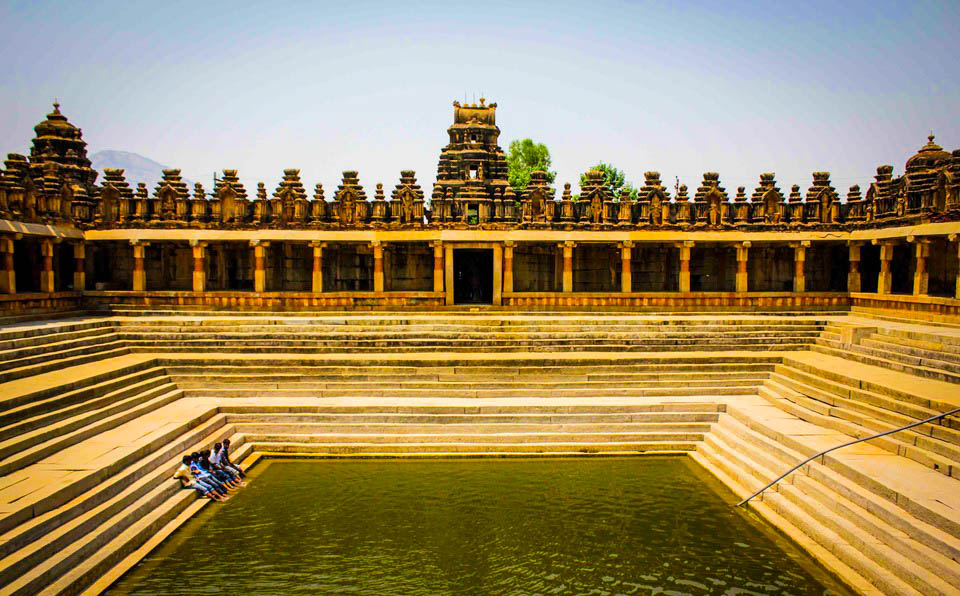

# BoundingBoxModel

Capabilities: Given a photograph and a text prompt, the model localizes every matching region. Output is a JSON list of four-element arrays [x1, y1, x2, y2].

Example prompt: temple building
[[3, 99, 960, 596], [0, 100, 959, 316]]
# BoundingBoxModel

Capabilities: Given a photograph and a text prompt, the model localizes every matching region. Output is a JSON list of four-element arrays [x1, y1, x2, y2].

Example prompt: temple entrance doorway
[[453, 249, 493, 304]]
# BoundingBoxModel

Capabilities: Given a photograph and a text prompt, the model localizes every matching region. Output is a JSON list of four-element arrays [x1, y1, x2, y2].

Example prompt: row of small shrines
[[2, 156, 959, 231]]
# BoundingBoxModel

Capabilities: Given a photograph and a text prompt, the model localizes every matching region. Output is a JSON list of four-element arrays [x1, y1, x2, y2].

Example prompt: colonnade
[[1, 234, 958, 300]]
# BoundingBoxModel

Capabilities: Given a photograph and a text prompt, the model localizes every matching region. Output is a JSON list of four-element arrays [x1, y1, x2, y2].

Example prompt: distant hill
[[89, 150, 195, 190]]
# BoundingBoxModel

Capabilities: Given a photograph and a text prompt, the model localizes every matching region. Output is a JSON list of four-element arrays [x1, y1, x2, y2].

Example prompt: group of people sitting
[[173, 438, 246, 501]]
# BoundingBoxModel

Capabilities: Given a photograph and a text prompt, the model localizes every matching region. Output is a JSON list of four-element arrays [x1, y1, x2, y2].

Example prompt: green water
[[109, 457, 850, 595]]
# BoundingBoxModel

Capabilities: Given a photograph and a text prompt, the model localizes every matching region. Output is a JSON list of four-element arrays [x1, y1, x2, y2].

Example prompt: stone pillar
[[847, 242, 862, 293], [911, 237, 929, 296], [371, 241, 384, 293], [736, 241, 750, 293], [678, 241, 693, 292], [620, 240, 633, 293], [561, 241, 575, 293], [792, 241, 809, 293], [444, 244, 454, 305], [73, 241, 85, 292], [251, 240, 269, 293], [40, 238, 55, 293], [191, 240, 206, 292], [952, 234, 960, 300], [502, 241, 514, 294], [432, 241, 444, 293], [877, 241, 894, 295], [310, 241, 325, 293], [132, 240, 148, 292], [492, 243, 503, 306], [0, 236, 15, 294]]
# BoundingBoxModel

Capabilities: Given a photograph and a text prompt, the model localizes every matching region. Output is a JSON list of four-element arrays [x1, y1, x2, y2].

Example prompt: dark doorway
[[454, 249, 493, 304]]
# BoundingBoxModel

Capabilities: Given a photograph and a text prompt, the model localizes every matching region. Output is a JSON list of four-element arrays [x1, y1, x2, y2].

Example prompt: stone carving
[[1, 101, 959, 234]]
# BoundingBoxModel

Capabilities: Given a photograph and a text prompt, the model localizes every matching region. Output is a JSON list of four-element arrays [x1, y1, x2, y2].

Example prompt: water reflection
[[109, 457, 849, 595]]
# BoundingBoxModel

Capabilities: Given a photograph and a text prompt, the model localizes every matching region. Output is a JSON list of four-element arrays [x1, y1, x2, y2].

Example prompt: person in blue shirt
[[174, 454, 225, 501]]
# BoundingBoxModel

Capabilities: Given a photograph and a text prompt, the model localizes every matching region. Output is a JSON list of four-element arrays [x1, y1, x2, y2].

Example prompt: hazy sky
[[1, 0, 957, 196]]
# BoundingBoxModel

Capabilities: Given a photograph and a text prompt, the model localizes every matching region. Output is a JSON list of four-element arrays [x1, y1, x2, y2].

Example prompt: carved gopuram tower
[[431, 98, 509, 225]]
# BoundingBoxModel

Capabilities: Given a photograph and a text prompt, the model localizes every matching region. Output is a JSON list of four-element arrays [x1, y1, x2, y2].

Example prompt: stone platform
[[0, 311, 958, 595]]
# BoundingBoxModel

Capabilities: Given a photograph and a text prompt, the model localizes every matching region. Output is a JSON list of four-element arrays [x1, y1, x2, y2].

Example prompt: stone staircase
[[0, 319, 127, 383], [225, 403, 722, 456], [760, 354, 960, 477], [816, 322, 960, 384], [166, 356, 776, 400], [0, 363, 181, 477], [0, 406, 252, 596], [694, 401, 960, 596], [112, 314, 826, 353], [1, 309, 960, 594]]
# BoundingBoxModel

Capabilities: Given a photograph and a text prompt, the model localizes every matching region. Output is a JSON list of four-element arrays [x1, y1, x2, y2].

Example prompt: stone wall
[[206, 242, 253, 291], [928, 237, 959, 298], [385, 242, 432, 291], [748, 246, 794, 292], [574, 244, 618, 292], [270, 242, 311, 292], [513, 243, 557, 292], [691, 245, 737, 292], [145, 243, 192, 291], [805, 244, 848, 292], [630, 244, 678, 292], [323, 243, 373, 292], [87, 241, 133, 291]]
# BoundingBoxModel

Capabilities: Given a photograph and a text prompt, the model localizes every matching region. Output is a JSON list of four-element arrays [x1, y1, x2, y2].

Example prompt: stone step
[[113, 325, 825, 335], [0, 421, 241, 570], [866, 335, 960, 365], [184, 387, 758, 399], [792, 470, 960, 589], [712, 412, 960, 592], [699, 422, 943, 595], [0, 367, 169, 430], [0, 386, 184, 477], [771, 372, 960, 453], [758, 381, 960, 477], [0, 319, 112, 343], [0, 339, 128, 377], [245, 430, 707, 444], [104, 307, 837, 319], [0, 346, 130, 385], [12, 441, 253, 596], [0, 373, 173, 454], [812, 341, 960, 385], [158, 353, 786, 367], [0, 325, 115, 351], [0, 408, 224, 538], [227, 412, 718, 433], [693, 441, 917, 595], [133, 342, 814, 354], [782, 353, 959, 413], [723, 403, 960, 540], [122, 334, 815, 345], [771, 366, 955, 433], [174, 378, 764, 391], [219, 403, 725, 417], [860, 337, 960, 374], [171, 370, 769, 384], [687, 449, 877, 596], [876, 328, 960, 351], [163, 362, 780, 376], [0, 331, 121, 367], [249, 440, 699, 454]]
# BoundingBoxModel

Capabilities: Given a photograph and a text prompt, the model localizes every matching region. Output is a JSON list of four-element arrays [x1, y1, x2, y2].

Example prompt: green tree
[[506, 139, 556, 190], [581, 162, 638, 200]]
